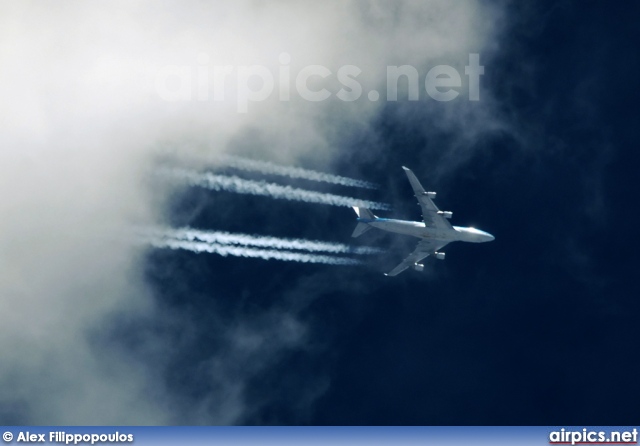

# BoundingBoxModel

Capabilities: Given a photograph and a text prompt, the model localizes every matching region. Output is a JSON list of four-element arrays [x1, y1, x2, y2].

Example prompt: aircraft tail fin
[[351, 206, 376, 238], [352, 206, 376, 220]]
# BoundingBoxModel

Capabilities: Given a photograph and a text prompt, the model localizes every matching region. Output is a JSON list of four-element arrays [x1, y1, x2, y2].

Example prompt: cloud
[[0, 0, 507, 424]]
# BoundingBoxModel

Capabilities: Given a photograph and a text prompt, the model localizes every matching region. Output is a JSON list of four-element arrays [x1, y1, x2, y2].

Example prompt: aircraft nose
[[486, 233, 495, 242]]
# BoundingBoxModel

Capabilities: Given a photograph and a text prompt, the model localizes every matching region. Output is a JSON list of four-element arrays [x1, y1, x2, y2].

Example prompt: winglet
[[402, 166, 410, 171]]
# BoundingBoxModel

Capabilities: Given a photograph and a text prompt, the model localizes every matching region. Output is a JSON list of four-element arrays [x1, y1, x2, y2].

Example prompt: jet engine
[[422, 191, 437, 199], [434, 252, 446, 260], [437, 211, 453, 219], [413, 263, 425, 272]]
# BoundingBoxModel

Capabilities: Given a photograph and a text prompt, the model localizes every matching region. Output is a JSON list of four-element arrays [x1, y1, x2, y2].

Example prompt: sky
[[0, 0, 639, 425]]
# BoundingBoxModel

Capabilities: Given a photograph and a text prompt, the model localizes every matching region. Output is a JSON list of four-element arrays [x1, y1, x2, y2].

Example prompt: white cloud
[[0, 0, 506, 424]]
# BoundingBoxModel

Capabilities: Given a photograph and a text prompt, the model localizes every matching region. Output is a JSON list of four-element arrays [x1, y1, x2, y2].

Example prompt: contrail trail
[[214, 155, 378, 189], [160, 168, 391, 211], [147, 238, 361, 265], [147, 227, 383, 255]]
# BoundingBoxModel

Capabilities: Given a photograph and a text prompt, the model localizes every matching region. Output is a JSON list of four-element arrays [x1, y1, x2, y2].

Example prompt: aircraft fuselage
[[359, 218, 494, 243]]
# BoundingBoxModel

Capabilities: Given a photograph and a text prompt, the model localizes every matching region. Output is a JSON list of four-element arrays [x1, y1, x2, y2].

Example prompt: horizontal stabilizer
[[351, 222, 373, 238]]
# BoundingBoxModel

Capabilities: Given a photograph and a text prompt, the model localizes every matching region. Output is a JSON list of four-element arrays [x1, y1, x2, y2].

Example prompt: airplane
[[352, 166, 494, 276]]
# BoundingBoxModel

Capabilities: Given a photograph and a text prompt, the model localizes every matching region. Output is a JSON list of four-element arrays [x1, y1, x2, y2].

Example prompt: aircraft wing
[[385, 239, 449, 276], [402, 166, 453, 231]]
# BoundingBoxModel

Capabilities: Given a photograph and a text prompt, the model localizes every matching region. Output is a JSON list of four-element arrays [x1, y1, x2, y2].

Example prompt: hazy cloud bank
[[0, 0, 506, 424]]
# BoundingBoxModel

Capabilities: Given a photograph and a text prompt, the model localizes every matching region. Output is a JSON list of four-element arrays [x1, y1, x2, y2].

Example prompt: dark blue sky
[[144, 1, 640, 424]]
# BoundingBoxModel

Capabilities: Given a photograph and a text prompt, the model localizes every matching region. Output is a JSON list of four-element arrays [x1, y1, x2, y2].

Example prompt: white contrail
[[214, 155, 378, 189], [148, 238, 361, 265], [160, 168, 391, 211], [147, 227, 383, 255]]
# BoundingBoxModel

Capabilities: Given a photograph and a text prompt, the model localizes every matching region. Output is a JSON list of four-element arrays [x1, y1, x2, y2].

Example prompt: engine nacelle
[[422, 191, 437, 199], [438, 211, 453, 219], [413, 263, 425, 272], [434, 252, 446, 260]]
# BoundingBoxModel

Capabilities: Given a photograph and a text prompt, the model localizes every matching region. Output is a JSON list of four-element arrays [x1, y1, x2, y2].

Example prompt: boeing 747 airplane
[[352, 166, 494, 276]]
